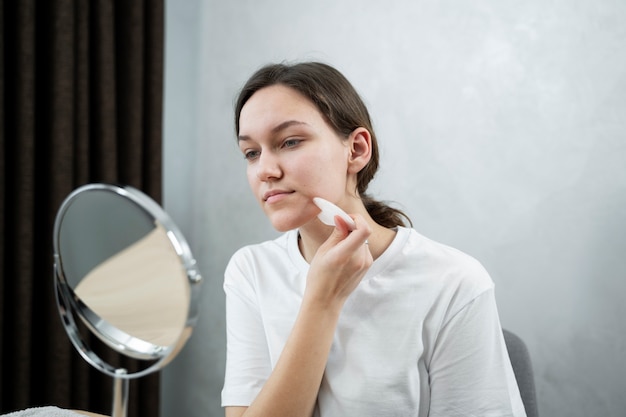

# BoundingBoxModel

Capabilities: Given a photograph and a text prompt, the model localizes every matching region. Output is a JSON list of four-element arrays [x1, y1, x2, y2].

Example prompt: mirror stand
[[53, 183, 202, 417], [112, 369, 129, 417]]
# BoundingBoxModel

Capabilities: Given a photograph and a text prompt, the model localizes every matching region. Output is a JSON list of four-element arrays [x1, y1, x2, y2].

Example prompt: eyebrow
[[238, 120, 310, 142]]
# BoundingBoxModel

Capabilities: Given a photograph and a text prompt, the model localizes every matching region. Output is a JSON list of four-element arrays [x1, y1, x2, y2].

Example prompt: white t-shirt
[[222, 227, 526, 417]]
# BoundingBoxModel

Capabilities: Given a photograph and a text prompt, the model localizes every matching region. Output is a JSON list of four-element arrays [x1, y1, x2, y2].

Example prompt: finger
[[321, 216, 351, 248], [333, 215, 353, 234], [336, 215, 371, 250]]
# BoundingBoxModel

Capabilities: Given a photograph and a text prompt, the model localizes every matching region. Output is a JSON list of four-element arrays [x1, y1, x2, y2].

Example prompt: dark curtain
[[1, 1, 163, 416]]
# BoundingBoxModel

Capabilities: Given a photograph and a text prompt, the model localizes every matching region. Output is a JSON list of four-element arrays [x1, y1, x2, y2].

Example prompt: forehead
[[238, 85, 325, 137]]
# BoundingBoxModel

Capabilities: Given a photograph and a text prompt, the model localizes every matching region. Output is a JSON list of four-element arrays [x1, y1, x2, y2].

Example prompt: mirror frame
[[53, 183, 202, 380]]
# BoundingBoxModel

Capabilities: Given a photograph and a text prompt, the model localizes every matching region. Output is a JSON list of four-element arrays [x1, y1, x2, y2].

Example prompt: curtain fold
[[1, 1, 164, 416]]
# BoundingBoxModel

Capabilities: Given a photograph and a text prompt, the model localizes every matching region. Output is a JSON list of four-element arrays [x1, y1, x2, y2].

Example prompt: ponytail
[[362, 194, 412, 229]]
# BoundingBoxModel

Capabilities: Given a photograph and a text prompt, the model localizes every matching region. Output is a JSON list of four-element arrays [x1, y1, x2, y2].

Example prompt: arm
[[225, 216, 372, 417], [428, 289, 526, 417], [226, 291, 344, 417]]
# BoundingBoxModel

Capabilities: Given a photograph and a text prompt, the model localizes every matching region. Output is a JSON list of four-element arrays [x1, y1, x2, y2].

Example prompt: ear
[[347, 127, 372, 174]]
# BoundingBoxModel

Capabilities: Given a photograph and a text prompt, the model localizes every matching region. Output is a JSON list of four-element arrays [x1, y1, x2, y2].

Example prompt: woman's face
[[238, 84, 353, 232]]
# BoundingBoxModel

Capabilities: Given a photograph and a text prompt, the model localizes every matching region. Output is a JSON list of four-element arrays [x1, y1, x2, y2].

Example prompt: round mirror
[[53, 184, 202, 415]]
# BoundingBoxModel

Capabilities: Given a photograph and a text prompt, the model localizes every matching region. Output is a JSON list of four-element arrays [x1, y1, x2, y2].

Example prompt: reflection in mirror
[[74, 223, 188, 351], [53, 184, 202, 417]]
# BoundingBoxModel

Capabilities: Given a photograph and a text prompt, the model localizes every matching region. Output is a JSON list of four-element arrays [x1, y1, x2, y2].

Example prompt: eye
[[243, 149, 260, 161], [282, 138, 302, 149]]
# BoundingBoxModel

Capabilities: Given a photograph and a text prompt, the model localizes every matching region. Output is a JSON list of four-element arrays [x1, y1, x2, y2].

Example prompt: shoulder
[[389, 228, 501, 334], [403, 227, 492, 281], [399, 227, 494, 306]]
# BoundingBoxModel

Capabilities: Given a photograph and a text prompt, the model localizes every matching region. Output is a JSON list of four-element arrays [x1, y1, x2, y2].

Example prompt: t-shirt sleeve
[[428, 288, 527, 417], [221, 249, 271, 407]]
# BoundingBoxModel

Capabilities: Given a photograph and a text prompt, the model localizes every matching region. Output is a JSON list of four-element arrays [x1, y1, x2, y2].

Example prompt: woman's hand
[[305, 214, 373, 307], [225, 215, 372, 417]]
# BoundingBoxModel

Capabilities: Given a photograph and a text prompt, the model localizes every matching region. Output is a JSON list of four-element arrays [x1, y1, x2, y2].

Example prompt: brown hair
[[235, 61, 411, 228]]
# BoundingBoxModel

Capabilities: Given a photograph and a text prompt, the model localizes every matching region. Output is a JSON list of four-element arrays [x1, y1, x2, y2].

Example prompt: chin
[[268, 214, 308, 233], [270, 220, 299, 233]]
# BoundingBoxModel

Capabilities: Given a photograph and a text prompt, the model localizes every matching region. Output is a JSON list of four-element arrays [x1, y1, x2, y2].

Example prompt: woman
[[222, 61, 526, 417]]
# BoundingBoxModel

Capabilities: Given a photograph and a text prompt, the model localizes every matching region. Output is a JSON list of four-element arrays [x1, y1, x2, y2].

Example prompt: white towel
[[1, 406, 86, 416]]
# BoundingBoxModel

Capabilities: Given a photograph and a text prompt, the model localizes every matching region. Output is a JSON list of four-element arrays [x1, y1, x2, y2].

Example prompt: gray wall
[[162, 1, 626, 416]]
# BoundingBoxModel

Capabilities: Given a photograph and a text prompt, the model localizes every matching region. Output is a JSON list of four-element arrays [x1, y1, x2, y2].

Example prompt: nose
[[255, 151, 282, 182]]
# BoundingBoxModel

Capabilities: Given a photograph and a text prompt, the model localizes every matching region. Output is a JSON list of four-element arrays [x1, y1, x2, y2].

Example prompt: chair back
[[503, 329, 539, 417]]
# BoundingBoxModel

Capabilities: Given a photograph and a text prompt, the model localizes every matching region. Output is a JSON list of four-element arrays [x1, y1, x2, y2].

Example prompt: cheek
[[246, 166, 259, 190], [317, 145, 349, 175], [296, 154, 347, 192], [292, 154, 324, 177]]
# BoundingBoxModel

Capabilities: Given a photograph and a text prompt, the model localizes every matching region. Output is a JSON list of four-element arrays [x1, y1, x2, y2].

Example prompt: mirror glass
[[53, 183, 202, 379]]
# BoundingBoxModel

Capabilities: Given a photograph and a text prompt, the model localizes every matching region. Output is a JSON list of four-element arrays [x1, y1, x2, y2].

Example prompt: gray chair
[[503, 329, 539, 417]]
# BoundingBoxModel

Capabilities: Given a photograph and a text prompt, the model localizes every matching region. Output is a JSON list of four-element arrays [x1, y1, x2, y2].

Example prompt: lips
[[263, 189, 293, 203]]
